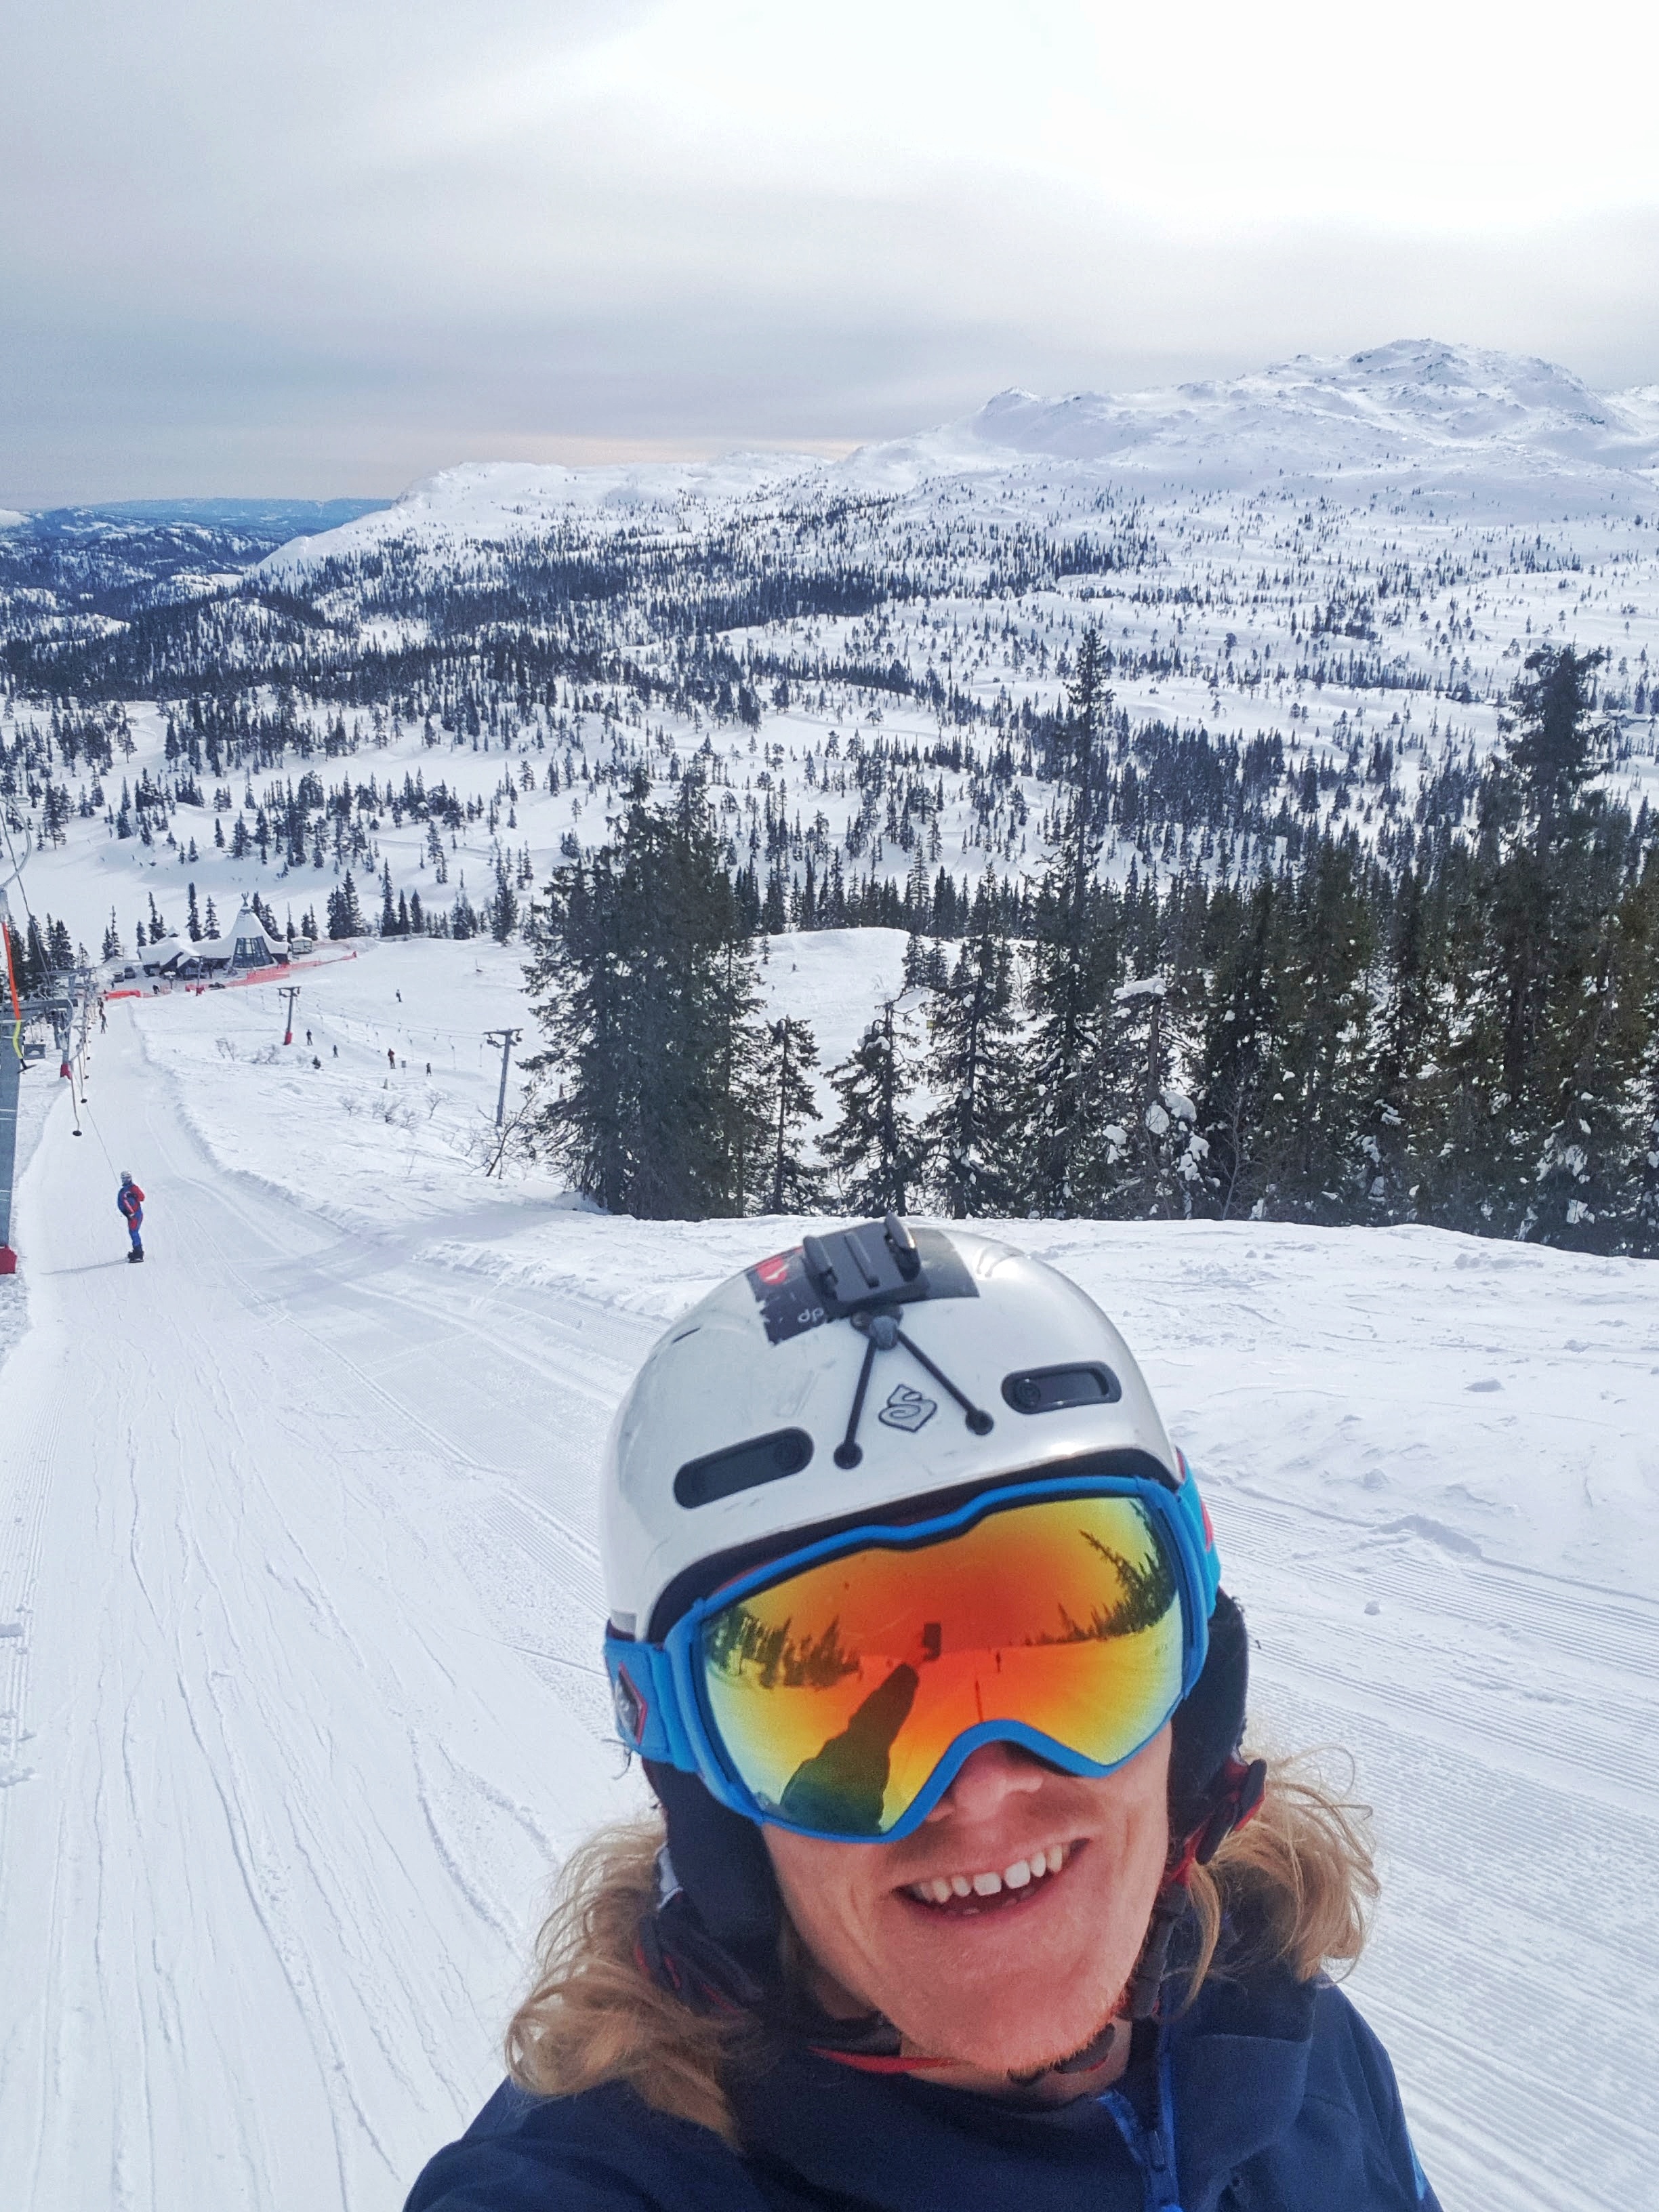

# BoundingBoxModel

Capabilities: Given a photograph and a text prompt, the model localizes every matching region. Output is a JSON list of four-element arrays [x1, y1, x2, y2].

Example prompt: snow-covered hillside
[[264, 341, 1659, 563], [9, 339, 1659, 989], [1, 938, 1656, 2212], [854, 341, 1659, 509]]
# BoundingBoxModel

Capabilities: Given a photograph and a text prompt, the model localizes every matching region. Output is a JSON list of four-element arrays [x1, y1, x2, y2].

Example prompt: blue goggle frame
[[605, 1461, 1221, 1844]]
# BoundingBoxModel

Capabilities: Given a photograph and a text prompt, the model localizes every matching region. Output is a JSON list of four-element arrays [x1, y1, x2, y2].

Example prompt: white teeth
[[908, 1845, 1072, 1906]]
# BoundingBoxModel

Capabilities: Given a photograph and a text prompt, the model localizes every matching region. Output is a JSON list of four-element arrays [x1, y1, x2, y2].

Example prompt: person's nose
[[924, 1741, 1046, 1825]]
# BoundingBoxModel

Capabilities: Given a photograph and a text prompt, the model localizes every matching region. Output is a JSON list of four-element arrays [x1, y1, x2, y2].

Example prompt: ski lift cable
[[79, 1085, 120, 1178], [1, 897, 23, 1067], [0, 808, 37, 923]]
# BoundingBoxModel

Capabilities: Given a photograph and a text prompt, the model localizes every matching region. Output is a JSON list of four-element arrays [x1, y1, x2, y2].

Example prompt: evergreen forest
[[527, 632, 1659, 1252]]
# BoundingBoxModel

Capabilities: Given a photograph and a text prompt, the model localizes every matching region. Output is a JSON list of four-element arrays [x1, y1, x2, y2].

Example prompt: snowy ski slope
[[1, 937, 1656, 2211]]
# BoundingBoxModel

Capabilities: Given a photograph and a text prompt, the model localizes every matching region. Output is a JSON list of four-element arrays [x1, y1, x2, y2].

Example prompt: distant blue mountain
[[28, 497, 392, 538]]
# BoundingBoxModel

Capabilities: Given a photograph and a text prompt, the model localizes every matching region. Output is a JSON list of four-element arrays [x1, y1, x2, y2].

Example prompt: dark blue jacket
[[405, 1971, 1438, 2212]]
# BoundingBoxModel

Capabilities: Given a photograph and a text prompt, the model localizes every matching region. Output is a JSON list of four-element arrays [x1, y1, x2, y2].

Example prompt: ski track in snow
[[0, 975, 1656, 2210], [0, 1009, 642, 2212]]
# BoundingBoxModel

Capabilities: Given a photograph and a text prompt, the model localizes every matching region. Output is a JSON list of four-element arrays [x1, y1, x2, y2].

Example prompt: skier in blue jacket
[[117, 1170, 145, 1263], [407, 1221, 1439, 2211]]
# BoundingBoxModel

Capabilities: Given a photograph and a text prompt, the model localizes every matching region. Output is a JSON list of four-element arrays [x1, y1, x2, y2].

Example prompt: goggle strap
[[605, 1636, 688, 1768]]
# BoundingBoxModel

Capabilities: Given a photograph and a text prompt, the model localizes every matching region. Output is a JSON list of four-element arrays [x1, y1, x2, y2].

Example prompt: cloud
[[3, 0, 1658, 499]]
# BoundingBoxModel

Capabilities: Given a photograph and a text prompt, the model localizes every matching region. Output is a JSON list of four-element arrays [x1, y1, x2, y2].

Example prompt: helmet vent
[[675, 1428, 815, 1509], [1002, 1364, 1122, 1415]]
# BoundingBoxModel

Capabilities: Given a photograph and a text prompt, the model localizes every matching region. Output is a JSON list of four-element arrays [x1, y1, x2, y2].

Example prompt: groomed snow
[[1, 935, 1655, 2212]]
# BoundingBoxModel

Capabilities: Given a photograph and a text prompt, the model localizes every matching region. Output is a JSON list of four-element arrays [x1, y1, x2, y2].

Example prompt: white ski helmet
[[603, 1216, 1185, 1641]]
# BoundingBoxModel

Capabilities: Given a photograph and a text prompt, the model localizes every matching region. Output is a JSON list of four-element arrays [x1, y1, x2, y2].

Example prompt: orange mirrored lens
[[699, 1494, 1183, 1837]]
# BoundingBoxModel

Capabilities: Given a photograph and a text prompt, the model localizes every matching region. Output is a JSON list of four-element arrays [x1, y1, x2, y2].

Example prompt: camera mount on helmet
[[802, 1212, 937, 1316], [799, 1215, 995, 1469]]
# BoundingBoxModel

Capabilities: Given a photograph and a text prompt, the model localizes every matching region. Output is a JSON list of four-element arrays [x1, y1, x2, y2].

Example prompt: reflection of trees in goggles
[[704, 1610, 860, 1691], [703, 1500, 1176, 1687], [697, 1497, 1185, 1837], [1042, 1521, 1176, 1644]]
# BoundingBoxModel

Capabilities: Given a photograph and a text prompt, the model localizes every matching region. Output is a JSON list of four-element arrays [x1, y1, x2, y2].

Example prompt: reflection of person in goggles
[[408, 1220, 1439, 2212]]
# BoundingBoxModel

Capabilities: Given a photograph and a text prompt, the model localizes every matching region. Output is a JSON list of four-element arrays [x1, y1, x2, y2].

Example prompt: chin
[[876, 1891, 1127, 2072], [907, 1990, 1118, 2076]]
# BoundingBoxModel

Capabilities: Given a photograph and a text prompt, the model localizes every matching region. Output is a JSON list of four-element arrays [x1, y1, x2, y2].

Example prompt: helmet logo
[[878, 1383, 937, 1435]]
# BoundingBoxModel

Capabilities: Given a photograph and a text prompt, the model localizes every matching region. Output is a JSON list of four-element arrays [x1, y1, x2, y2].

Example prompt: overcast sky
[[4, 0, 1658, 503]]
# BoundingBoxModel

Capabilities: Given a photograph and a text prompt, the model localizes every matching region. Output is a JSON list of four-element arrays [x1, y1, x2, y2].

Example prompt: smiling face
[[764, 1727, 1172, 2083]]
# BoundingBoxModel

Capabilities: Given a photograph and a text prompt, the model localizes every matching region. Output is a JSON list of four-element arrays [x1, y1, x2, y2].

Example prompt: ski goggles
[[605, 1466, 1221, 1843]]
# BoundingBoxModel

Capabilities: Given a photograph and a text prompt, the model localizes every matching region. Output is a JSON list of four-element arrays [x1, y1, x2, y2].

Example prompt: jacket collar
[[731, 1967, 1318, 2212]]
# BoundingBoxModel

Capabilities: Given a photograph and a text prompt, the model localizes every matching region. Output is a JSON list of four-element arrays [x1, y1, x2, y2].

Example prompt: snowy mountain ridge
[[266, 340, 1659, 577], [842, 340, 1659, 506], [966, 340, 1654, 455]]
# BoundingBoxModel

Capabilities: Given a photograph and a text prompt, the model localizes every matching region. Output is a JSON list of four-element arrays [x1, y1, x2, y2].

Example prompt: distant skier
[[117, 1170, 145, 1263]]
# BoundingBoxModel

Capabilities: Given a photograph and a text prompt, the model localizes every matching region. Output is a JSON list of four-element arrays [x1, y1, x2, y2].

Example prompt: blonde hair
[[505, 1753, 1377, 2148]]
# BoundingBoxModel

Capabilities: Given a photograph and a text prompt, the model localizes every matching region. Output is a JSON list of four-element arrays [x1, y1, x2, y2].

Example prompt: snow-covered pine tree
[[1259, 838, 1380, 1222], [1193, 878, 1283, 1220], [186, 882, 202, 942], [708, 928, 771, 1216], [920, 921, 1023, 1218], [1091, 975, 1210, 1218], [1528, 825, 1658, 1250], [1361, 863, 1437, 1218], [525, 769, 769, 1220], [102, 911, 122, 962], [326, 872, 365, 939], [1410, 646, 1620, 1240], [821, 998, 924, 1216], [758, 1016, 826, 1216], [1629, 876, 1659, 1254], [488, 857, 519, 944], [1017, 624, 1114, 1215]]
